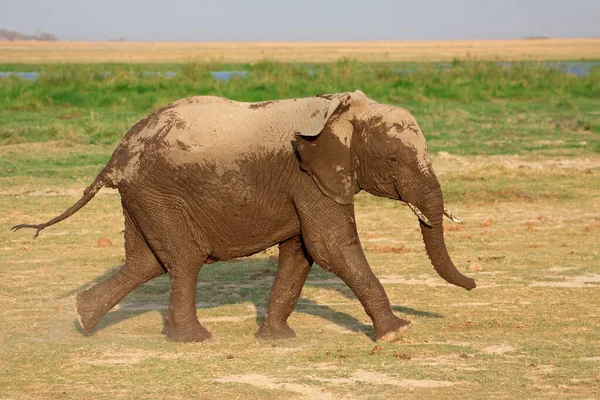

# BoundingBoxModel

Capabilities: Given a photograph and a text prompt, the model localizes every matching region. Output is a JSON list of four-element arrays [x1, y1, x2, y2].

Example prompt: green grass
[[1, 61, 599, 155]]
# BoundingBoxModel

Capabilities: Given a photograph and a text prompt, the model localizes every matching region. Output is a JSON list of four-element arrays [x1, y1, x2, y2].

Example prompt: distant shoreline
[[2, 38, 599, 63]]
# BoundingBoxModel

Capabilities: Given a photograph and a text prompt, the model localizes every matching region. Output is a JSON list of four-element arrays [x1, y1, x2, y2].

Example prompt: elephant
[[13, 90, 475, 343]]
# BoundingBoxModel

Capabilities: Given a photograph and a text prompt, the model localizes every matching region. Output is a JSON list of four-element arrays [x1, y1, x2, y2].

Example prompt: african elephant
[[13, 90, 475, 343]]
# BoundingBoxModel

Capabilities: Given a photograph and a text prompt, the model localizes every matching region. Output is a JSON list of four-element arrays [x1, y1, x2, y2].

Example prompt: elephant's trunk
[[413, 184, 476, 291]]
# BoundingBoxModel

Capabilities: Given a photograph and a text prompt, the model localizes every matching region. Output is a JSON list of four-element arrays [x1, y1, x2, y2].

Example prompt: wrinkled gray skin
[[13, 90, 475, 343]]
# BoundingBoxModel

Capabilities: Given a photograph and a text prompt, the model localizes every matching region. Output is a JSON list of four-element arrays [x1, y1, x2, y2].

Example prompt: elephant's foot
[[166, 321, 212, 343], [375, 316, 411, 343], [256, 321, 296, 340], [75, 289, 108, 334]]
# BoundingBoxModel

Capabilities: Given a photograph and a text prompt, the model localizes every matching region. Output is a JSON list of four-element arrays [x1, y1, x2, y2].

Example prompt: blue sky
[[1, 0, 599, 41]]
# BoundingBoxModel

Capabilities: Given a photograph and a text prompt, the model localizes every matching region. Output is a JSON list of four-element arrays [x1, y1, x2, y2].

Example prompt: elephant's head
[[296, 90, 476, 290]]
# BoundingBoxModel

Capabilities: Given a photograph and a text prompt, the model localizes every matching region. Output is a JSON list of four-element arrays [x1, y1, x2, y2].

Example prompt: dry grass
[[2, 38, 600, 64], [1, 145, 599, 399]]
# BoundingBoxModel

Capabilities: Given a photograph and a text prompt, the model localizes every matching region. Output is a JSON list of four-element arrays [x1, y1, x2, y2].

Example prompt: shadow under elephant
[[65, 257, 443, 341]]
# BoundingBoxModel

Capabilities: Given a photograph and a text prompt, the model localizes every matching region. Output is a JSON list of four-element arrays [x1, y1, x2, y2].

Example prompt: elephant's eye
[[389, 156, 398, 164]]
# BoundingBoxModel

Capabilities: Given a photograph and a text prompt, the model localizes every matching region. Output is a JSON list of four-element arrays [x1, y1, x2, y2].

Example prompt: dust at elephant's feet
[[375, 318, 411, 343], [166, 323, 213, 343], [255, 322, 297, 340]]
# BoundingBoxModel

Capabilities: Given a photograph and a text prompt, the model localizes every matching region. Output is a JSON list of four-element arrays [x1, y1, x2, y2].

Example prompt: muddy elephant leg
[[76, 206, 166, 334], [143, 226, 210, 343], [256, 236, 313, 340], [164, 260, 211, 342], [116, 187, 212, 343], [297, 199, 411, 343], [137, 216, 210, 342]]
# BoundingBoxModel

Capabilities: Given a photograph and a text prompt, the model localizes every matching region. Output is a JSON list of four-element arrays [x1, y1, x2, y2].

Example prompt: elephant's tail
[[11, 165, 114, 238]]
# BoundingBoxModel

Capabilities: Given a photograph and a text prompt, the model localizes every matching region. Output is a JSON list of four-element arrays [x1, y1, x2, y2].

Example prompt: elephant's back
[[109, 95, 327, 184]]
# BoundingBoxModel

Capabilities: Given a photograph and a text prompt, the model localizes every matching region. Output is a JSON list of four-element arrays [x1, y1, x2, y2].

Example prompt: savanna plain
[[1, 42, 600, 399]]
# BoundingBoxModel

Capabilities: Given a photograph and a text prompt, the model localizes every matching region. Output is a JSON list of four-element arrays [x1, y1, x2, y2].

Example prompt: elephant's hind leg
[[164, 260, 211, 343], [256, 236, 313, 340], [132, 207, 211, 343], [76, 206, 166, 334]]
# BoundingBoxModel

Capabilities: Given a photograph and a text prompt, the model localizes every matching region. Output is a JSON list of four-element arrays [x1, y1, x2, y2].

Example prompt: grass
[[1, 60, 600, 398], [0, 61, 598, 158]]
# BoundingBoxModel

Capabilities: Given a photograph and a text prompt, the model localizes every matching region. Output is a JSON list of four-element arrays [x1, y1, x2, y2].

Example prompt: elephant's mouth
[[399, 197, 463, 227], [406, 202, 432, 227]]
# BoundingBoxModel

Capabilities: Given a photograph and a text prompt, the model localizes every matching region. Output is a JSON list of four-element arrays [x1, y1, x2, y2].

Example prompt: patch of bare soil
[[314, 370, 455, 388], [432, 153, 600, 173], [215, 370, 454, 399], [482, 345, 517, 354], [214, 374, 337, 400], [80, 350, 182, 366], [306, 275, 450, 287], [580, 357, 600, 361], [363, 244, 408, 254], [529, 274, 600, 288], [96, 237, 113, 248], [379, 275, 449, 287]]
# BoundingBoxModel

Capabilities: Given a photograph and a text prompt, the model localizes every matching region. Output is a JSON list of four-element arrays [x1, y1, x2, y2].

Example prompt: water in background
[[1, 62, 598, 82], [0, 71, 40, 81]]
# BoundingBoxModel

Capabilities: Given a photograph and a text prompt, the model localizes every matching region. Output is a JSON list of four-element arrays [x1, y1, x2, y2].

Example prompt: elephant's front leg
[[256, 236, 313, 340], [297, 199, 411, 342]]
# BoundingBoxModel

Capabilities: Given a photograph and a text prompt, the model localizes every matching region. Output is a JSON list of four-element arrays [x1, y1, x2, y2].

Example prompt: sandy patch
[[477, 271, 507, 275], [315, 370, 455, 388], [547, 266, 575, 273], [215, 370, 454, 398], [214, 374, 337, 400], [529, 274, 600, 288], [12, 258, 55, 264], [580, 356, 600, 361], [379, 275, 448, 287], [433, 153, 600, 173], [307, 275, 456, 287], [80, 350, 181, 366], [482, 345, 516, 354]]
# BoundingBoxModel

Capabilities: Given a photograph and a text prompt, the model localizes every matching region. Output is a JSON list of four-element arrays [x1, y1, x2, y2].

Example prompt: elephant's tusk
[[443, 208, 463, 224], [407, 203, 432, 227]]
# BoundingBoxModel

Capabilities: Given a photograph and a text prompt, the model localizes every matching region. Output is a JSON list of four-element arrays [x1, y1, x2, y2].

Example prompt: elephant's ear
[[296, 90, 369, 205]]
